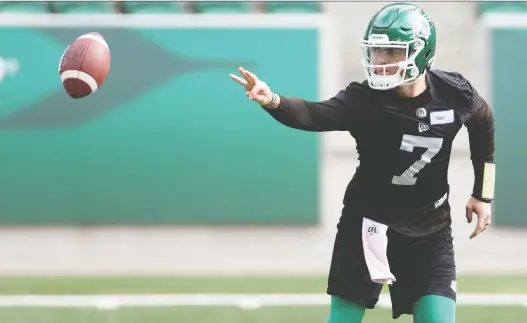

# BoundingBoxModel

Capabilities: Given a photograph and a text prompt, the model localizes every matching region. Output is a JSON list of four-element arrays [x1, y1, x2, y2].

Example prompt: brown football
[[59, 32, 111, 99]]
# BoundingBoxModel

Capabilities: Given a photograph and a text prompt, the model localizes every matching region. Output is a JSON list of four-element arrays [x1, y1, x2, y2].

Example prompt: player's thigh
[[413, 226, 456, 299], [327, 209, 383, 309], [387, 226, 456, 318]]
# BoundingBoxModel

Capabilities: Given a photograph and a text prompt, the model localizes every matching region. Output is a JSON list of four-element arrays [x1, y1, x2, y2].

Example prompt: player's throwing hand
[[230, 67, 278, 108]]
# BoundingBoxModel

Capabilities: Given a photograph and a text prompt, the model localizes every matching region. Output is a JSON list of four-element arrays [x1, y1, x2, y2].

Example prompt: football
[[59, 32, 111, 99]]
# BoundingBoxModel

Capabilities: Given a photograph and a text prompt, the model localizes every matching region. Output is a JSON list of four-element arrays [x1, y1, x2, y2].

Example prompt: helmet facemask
[[360, 35, 425, 91]]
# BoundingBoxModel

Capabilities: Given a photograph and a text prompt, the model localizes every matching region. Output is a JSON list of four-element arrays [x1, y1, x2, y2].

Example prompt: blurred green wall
[[0, 26, 320, 225], [491, 28, 527, 227]]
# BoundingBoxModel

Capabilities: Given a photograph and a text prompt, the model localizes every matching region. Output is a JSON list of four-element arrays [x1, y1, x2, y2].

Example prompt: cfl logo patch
[[368, 225, 378, 235]]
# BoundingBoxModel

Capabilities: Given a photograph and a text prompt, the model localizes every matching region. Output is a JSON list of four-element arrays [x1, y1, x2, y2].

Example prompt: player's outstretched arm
[[464, 92, 495, 239], [230, 67, 358, 132]]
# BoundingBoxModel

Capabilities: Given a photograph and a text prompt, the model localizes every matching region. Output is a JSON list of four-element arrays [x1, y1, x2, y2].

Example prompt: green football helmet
[[360, 3, 436, 90]]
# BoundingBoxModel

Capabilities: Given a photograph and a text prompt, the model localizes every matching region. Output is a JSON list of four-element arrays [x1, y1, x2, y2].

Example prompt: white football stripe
[[77, 34, 110, 52], [61, 70, 98, 92]]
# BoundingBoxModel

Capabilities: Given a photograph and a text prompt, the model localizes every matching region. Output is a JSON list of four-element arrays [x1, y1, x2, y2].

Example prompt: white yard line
[[0, 293, 525, 310]]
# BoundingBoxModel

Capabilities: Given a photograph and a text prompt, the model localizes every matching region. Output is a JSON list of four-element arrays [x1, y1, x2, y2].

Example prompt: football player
[[230, 2, 494, 323]]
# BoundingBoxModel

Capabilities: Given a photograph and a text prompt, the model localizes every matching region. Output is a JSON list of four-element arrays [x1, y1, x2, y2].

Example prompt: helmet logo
[[412, 12, 432, 39], [410, 67, 418, 77]]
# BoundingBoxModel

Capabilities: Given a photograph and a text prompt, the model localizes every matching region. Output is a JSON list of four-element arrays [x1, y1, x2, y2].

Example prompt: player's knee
[[414, 295, 455, 323], [327, 295, 365, 323]]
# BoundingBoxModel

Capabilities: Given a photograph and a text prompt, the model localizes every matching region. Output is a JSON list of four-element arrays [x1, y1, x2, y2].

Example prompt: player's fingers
[[240, 68, 258, 89], [238, 67, 252, 81], [483, 213, 491, 230], [246, 86, 270, 105], [240, 67, 260, 84], [465, 205, 473, 223], [476, 218, 490, 237], [470, 215, 487, 239], [248, 82, 265, 99], [229, 73, 248, 87]]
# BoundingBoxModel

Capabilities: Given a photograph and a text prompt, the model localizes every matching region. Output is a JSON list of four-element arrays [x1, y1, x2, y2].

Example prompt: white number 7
[[392, 134, 444, 186]]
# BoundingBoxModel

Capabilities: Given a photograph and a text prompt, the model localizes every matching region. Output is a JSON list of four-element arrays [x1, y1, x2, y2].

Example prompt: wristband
[[472, 162, 495, 202], [262, 93, 277, 107]]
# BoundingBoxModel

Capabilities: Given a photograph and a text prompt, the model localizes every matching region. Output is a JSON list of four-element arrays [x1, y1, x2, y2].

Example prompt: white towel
[[362, 217, 396, 285]]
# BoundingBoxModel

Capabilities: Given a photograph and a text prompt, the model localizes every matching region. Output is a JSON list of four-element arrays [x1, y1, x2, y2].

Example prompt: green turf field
[[0, 275, 524, 323]]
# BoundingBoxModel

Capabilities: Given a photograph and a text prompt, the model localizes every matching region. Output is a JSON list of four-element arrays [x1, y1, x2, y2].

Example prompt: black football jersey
[[265, 69, 495, 234]]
